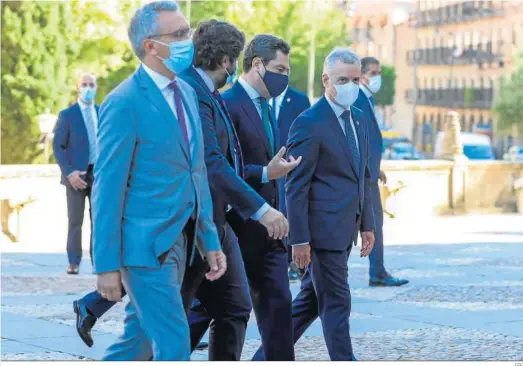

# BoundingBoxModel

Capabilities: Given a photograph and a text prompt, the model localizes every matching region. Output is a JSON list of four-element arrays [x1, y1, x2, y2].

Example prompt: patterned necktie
[[259, 97, 275, 156], [212, 90, 245, 179], [167, 80, 190, 149], [83, 106, 97, 164], [341, 110, 360, 175]]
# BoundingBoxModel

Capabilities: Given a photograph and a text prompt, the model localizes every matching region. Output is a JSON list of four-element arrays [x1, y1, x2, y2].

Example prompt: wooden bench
[[0, 197, 36, 242]]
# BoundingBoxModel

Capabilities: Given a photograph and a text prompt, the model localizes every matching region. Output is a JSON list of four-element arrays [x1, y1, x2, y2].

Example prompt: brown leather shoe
[[67, 264, 80, 275]]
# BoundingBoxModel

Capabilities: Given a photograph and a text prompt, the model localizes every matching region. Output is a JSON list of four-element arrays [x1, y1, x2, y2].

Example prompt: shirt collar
[[142, 63, 174, 91], [195, 67, 215, 92], [360, 84, 373, 99], [238, 76, 261, 101], [325, 95, 349, 119], [77, 99, 93, 110]]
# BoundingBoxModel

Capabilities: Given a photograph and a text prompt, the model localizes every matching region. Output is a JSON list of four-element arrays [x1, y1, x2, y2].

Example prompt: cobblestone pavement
[[2, 214, 523, 361]]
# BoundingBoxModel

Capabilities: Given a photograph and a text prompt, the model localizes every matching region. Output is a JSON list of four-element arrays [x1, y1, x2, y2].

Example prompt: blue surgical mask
[[80, 87, 96, 103], [225, 60, 238, 85], [153, 38, 194, 74]]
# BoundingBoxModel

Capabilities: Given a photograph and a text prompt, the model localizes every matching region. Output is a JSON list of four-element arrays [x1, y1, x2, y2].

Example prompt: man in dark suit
[[70, 20, 292, 360], [253, 47, 375, 361], [221, 34, 300, 361], [270, 86, 311, 280], [355, 56, 408, 287], [53, 73, 99, 275]]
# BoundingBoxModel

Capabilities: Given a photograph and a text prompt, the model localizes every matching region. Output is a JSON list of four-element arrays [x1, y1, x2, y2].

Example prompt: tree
[[1, 1, 79, 164], [494, 64, 523, 136], [374, 65, 396, 106]]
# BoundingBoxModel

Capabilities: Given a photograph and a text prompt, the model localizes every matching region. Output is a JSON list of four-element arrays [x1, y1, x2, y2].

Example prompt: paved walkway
[[1, 214, 523, 361]]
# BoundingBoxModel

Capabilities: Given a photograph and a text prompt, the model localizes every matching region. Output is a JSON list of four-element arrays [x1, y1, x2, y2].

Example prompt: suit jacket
[[353, 89, 383, 183], [179, 67, 265, 236], [52, 102, 99, 184], [285, 96, 375, 251], [91, 65, 220, 274], [222, 81, 281, 249], [275, 87, 311, 216]]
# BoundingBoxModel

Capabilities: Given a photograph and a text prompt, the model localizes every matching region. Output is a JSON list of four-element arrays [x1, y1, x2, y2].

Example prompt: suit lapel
[[135, 66, 190, 162], [322, 97, 360, 178], [352, 108, 365, 177], [234, 82, 272, 158], [177, 81, 199, 163], [72, 103, 89, 140]]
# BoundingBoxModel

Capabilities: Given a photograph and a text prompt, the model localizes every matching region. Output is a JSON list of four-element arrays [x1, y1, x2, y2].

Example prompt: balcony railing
[[405, 87, 494, 109], [406, 43, 504, 66], [415, 1, 504, 28]]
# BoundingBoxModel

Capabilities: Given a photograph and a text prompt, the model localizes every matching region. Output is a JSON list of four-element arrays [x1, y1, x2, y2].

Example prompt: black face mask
[[259, 63, 289, 98]]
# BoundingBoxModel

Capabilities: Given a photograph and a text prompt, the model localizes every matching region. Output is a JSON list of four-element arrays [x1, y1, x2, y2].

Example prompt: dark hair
[[361, 56, 380, 74], [192, 19, 246, 71], [243, 34, 290, 73]]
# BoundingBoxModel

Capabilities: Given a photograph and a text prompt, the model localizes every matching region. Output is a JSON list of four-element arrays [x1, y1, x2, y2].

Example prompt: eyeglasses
[[149, 28, 193, 40], [81, 82, 96, 88]]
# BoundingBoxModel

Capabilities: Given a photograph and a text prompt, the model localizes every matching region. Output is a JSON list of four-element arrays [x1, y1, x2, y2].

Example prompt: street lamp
[[36, 108, 57, 164]]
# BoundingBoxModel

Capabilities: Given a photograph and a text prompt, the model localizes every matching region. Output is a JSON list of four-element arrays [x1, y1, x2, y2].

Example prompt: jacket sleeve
[[360, 117, 376, 233], [52, 110, 73, 177], [285, 116, 320, 245], [91, 96, 136, 274], [199, 95, 266, 220]]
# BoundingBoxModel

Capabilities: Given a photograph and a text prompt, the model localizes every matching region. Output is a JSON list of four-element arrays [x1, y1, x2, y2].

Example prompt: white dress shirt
[[269, 87, 288, 121], [238, 76, 271, 184], [142, 64, 194, 156], [195, 68, 270, 221], [77, 99, 98, 165]]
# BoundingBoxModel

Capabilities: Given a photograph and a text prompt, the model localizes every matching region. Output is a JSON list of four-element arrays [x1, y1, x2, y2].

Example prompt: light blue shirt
[[238, 76, 271, 184], [142, 64, 194, 157], [78, 99, 98, 165], [195, 69, 270, 221], [269, 86, 288, 121]]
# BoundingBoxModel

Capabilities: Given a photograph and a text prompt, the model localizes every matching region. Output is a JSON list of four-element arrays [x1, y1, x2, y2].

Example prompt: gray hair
[[323, 47, 361, 73], [128, 1, 180, 60]]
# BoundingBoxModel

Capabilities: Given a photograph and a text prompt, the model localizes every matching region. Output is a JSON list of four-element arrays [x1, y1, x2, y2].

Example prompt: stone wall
[[1, 161, 522, 245]]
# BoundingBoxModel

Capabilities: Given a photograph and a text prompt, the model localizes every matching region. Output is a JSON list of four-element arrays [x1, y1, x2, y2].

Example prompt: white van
[[434, 132, 495, 160]]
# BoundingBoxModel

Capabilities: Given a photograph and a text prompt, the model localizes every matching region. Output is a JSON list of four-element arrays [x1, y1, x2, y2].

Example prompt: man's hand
[[205, 250, 227, 281], [293, 244, 311, 269], [259, 207, 289, 240], [97, 271, 123, 302], [68, 170, 88, 191], [379, 170, 387, 185], [360, 232, 375, 257], [267, 147, 302, 181]]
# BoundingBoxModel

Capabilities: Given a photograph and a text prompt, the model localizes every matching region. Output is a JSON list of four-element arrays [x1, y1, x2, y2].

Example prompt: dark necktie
[[212, 90, 245, 179], [168, 80, 190, 149], [259, 97, 275, 155], [368, 95, 376, 111], [341, 110, 360, 175]]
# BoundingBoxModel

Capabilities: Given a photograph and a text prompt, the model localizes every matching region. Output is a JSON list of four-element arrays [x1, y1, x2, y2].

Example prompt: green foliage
[[494, 61, 523, 135], [464, 87, 474, 108], [374, 65, 395, 106]]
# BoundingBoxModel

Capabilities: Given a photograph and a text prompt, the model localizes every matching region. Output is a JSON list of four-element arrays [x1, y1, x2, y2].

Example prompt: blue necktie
[[83, 106, 97, 164], [341, 110, 360, 175]]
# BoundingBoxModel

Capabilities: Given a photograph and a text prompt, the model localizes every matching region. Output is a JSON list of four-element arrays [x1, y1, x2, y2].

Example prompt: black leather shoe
[[195, 341, 208, 350], [369, 275, 409, 287], [73, 300, 97, 347]]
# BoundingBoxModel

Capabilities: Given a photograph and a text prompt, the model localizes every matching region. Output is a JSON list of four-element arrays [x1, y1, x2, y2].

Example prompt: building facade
[[392, 0, 523, 156]]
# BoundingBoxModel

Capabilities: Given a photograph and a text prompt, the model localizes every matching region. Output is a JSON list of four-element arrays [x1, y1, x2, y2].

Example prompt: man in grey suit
[[92, 1, 226, 361]]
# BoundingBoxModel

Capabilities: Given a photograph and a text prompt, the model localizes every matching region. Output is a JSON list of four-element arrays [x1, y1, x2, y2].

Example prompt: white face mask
[[333, 82, 360, 109], [367, 75, 382, 94]]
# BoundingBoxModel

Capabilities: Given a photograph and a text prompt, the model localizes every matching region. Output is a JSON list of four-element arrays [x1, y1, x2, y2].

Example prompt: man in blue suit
[[253, 47, 375, 361], [222, 34, 301, 361], [355, 56, 409, 287], [53, 73, 99, 275], [92, 1, 226, 361], [270, 86, 311, 280]]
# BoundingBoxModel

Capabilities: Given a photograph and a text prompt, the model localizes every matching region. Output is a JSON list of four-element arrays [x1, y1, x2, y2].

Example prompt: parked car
[[434, 132, 495, 160], [503, 146, 523, 162], [384, 142, 422, 160]]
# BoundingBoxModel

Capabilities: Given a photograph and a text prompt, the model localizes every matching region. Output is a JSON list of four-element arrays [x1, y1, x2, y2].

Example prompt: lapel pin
[[286, 97, 291, 103]]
